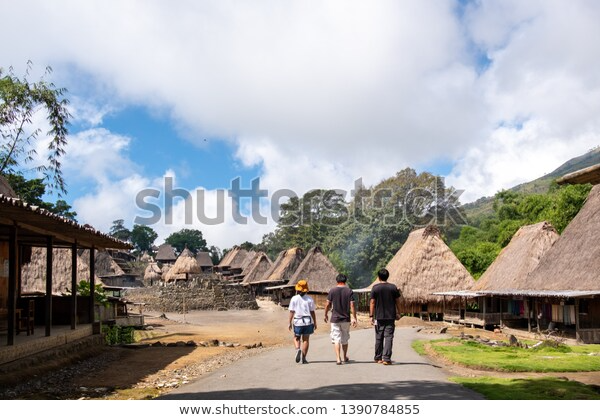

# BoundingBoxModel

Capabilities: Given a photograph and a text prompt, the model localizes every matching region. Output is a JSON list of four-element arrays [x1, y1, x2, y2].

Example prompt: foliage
[[0, 63, 71, 194], [208, 245, 222, 265], [452, 377, 600, 400], [165, 228, 207, 253], [102, 325, 135, 345], [450, 184, 592, 277], [109, 219, 132, 242], [131, 224, 158, 252], [5, 173, 77, 219], [70, 280, 109, 307]]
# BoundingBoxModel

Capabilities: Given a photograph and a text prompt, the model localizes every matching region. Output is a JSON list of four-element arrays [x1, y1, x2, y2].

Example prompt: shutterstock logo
[[133, 176, 467, 228]]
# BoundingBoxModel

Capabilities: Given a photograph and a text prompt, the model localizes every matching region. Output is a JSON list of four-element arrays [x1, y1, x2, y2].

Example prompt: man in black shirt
[[324, 274, 358, 365], [370, 268, 401, 365]]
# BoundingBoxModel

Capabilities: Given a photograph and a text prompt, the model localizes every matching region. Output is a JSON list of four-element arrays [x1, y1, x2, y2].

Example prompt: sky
[[2, 0, 600, 249]]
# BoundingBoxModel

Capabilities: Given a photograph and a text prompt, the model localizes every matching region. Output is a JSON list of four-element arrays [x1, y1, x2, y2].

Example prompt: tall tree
[[0, 63, 71, 194], [109, 219, 132, 242], [131, 224, 158, 252], [165, 228, 207, 253]]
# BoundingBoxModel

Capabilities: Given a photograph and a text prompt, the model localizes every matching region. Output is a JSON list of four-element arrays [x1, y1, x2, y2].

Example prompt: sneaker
[[302, 357, 309, 364], [382, 361, 392, 365], [375, 359, 383, 364], [295, 348, 302, 363]]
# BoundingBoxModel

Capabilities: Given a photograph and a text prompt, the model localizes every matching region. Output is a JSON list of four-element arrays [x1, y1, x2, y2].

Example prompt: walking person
[[288, 280, 317, 364], [370, 268, 401, 365], [324, 274, 358, 365]]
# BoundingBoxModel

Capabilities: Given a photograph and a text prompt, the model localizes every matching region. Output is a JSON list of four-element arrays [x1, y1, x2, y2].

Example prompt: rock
[[185, 341, 197, 347], [199, 341, 209, 347], [439, 327, 448, 334], [494, 328, 501, 334], [508, 335, 519, 347]]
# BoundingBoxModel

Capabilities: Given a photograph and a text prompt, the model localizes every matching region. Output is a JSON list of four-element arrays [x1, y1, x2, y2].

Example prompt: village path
[[159, 327, 483, 400]]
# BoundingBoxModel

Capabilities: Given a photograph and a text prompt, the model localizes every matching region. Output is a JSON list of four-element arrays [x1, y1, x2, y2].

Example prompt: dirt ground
[[3, 301, 600, 399]]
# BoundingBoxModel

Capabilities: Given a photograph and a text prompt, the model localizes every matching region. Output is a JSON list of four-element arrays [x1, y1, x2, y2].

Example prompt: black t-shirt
[[370, 282, 400, 321], [327, 286, 354, 323]]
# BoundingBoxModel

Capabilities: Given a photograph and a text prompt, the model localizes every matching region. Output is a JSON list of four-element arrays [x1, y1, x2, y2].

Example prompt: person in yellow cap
[[288, 279, 317, 364]]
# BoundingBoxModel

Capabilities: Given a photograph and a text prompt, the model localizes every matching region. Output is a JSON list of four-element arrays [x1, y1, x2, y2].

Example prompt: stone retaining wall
[[123, 276, 259, 312]]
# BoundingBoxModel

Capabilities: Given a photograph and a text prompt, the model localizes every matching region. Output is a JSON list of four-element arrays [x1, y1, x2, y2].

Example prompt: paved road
[[160, 327, 483, 400]]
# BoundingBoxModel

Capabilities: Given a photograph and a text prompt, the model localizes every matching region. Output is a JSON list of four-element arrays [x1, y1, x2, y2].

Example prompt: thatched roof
[[0, 175, 17, 197], [196, 251, 213, 268], [218, 246, 248, 269], [79, 249, 125, 277], [21, 247, 102, 294], [241, 252, 273, 285], [156, 243, 177, 262], [286, 246, 339, 293], [262, 247, 305, 282], [365, 226, 474, 303], [472, 222, 559, 292], [140, 251, 152, 262], [144, 262, 162, 282], [557, 163, 600, 185], [165, 247, 201, 281], [161, 263, 173, 281], [240, 250, 256, 270], [525, 184, 600, 292]]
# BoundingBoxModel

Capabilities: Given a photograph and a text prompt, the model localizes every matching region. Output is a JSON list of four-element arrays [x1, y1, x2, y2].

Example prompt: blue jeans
[[374, 320, 395, 362]]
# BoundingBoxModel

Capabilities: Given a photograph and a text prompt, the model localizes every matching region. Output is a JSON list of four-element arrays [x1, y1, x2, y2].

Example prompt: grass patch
[[412, 340, 427, 356], [425, 338, 600, 372], [451, 376, 600, 400]]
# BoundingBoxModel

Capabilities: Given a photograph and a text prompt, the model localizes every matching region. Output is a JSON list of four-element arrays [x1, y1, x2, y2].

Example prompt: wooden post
[[89, 247, 95, 324], [71, 242, 77, 330], [442, 295, 446, 322], [7, 225, 17, 346], [482, 296, 487, 329], [526, 297, 531, 333], [45, 236, 53, 337], [575, 298, 580, 342]]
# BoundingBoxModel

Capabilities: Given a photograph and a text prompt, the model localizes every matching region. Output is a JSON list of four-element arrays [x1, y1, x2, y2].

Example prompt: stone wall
[[123, 276, 259, 312]]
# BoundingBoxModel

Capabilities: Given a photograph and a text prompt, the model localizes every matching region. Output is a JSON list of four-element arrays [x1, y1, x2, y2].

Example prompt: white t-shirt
[[289, 294, 316, 326]]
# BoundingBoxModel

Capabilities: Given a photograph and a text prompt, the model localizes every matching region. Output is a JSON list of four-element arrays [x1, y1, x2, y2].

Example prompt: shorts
[[294, 324, 314, 337], [330, 322, 351, 344]]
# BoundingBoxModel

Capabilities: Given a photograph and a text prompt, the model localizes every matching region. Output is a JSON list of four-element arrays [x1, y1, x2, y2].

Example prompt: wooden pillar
[[45, 236, 53, 337], [526, 297, 531, 333], [7, 225, 17, 346], [482, 296, 487, 328], [89, 247, 95, 324], [500, 298, 504, 328], [575, 298, 580, 342], [71, 242, 77, 330], [442, 295, 446, 321]]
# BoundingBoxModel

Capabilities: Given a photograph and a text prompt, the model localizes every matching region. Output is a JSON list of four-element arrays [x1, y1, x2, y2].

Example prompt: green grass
[[422, 339, 600, 372], [451, 377, 600, 400]]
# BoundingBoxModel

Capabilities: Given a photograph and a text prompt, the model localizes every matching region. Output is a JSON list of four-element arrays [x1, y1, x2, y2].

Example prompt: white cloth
[[289, 294, 316, 326]]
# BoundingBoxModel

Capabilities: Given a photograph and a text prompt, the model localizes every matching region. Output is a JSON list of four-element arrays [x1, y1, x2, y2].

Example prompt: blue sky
[[3, 0, 600, 248]]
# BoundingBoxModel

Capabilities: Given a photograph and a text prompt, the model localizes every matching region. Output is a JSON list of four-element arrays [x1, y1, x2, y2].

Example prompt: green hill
[[462, 147, 600, 222]]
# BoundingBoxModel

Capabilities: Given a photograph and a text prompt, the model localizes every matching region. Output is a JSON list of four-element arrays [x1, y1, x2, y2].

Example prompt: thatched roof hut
[[161, 263, 173, 281], [263, 247, 305, 282], [144, 262, 162, 285], [217, 246, 248, 270], [366, 226, 474, 311], [165, 247, 200, 282], [21, 248, 102, 294], [156, 243, 177, 263], [287, 246, 339, 294], [525, 184, 600, 292], [557, 162, 600, 185], [80, 249, 125, 277], [472, 222, 559, 292], [140, 251, 152, 263], [196, 251, 214, 269], [241, 252, 273, 285], [240, 250, 256, 270]]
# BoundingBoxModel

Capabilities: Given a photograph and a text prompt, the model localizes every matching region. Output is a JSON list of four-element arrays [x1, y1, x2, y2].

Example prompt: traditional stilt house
[[165, 247, 201, 282], [437, 222, 560, 328], [240, 252, 273, 295], [0, 181, 130, 362], [283, 246, 339, 307], [261, 247, 305, 304], [155, 243, 177, 265], [196, 251, 214, 273], [520, 183, 600, 343], [360, 226, 475, 319], [216, 246, 248, 278]]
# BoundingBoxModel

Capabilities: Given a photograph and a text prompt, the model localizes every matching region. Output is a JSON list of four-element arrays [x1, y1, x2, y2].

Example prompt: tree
[[165, 228, 207, 253], [109, 219, 132, 242], [1, 63, 71, 194], [5, 173, 77, 220], [131, 224, 158, 252]]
